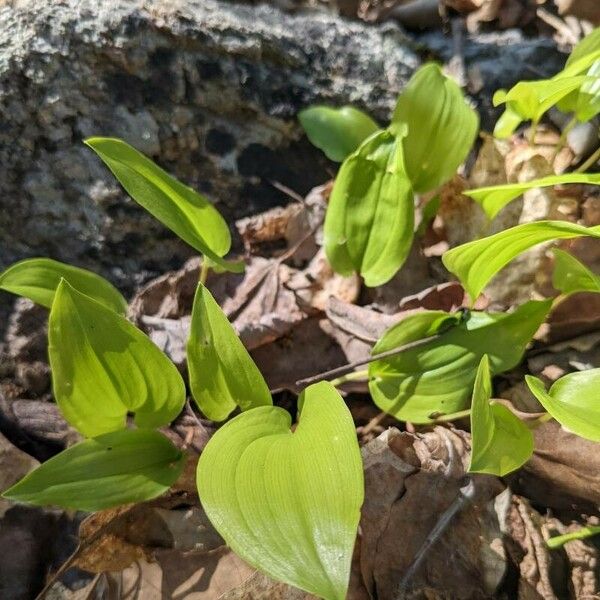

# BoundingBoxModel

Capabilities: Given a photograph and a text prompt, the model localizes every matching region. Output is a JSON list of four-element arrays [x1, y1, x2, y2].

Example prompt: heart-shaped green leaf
[[469, 355, 533, 476], [552, 248, 600, 295], [299, 105, 380, 162], [369, 301, 551, 423], [324, 128, 414, 287], [49, 279, 186, 437], [391, 63, 479, 193], [187, 283, 271, 421], [0, 258, 127, 314], [465, 173, 600, 220], [442, 220, 600, 303], [526, 369, 600, 441], [85, 137, 242, 273], [197, 381, 363, 600], [2, 429, 184, 511]]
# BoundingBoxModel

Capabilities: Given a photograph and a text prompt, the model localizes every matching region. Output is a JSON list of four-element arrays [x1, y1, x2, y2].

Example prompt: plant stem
[[199, 258, 210, 285], [526, 412, 553, 429], [329, 369, 369, 388], [528, 119, 539, 145], [430, 408, 471, 423], [576, 145, 600, 173], [552, 116, 577, 162], [547, 525, 600, 549]]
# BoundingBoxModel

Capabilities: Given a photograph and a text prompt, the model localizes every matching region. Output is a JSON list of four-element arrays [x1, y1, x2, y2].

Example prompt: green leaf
[[323, 128, 414, 287], [469, 355, 533, 476], [552, 248, 600, 294], [442, 220, 600, 303], [85, 137, 242, 273], [465, 173, 600, 220], [187, 283, 271, 422], [391, 63, 479, 193], [565, 28, 600, 69], [2, 429, 184, 511], [547, 525, 600, 550], [298, 105, 379, 162], [526, 369, 600, 441], [197, 381, 363, 600], [0, 258, 127, 314], [49, 279, 186, 437], [368, 301, 551, 423]]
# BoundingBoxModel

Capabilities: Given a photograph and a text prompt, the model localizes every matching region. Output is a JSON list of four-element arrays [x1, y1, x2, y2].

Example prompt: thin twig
[[270, 180, 307, 205], [395, 477, 476, 597]]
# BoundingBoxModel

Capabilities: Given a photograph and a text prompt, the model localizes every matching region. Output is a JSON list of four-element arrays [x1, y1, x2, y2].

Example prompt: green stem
[[430, 408, 471, 423], [199, 258, 210, 285], [547, 525, 600, 549], [526, 412, 553, 429], [329, 370, 369, 388], [576, 144, 600, 173], [552, 116, 578, 162], [528, 119, 540, 145]]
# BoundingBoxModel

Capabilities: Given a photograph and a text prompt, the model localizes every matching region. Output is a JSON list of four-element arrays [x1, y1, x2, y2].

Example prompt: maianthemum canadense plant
[[2, 26, 600, 597]]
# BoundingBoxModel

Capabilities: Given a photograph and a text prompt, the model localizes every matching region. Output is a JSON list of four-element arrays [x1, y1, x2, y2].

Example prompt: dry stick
[[395, 477, 476, 597], [295, 333, 443, 388]]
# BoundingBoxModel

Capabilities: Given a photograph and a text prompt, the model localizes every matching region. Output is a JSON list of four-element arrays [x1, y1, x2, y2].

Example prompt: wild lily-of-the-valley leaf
[[0, 257, 127, 314], [526, 369, 600, 442], [469, 355, 533, 476], [298, 105, 380, 162], [442, 220, 600, 303], [85, 137, 243, 273], [391, 63, 479, 193], [2, 429, 184, 511], [368, 301, 551, 423], [187, 283, 271, 421], [197, 381, 363, 600], [49, 279, 186, 437], [552, 248, 600, 295], [324, 128, 414, 287], [465, 173, 600, 220]]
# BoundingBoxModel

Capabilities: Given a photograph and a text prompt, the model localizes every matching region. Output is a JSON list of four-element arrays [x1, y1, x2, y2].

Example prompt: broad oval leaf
[[552, 248, 600, 294], [526, 369, 600, 441], [469, 355, 533, 476], [2, 429, 184, 511], [197, 381, 363, 600], [0, 258, 127, 313], [85, 137, 242, 273], [49, 279, 186, 437], [324, 128, 414, 287], [298, 105, 379, 162], [442, 220, 600, 303], [187, 282, 271, 421], [368, 301, 551, 423], [391, 63, 479, 193], [465, 173, 600, 220]]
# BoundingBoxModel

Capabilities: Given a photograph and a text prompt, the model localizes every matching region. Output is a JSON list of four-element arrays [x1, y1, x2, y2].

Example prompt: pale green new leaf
[[187, 283, 271, 422], [565, 28, 600, 69], [465, 173, 600, 219], [368, 301, 550, 423], [0, 257, 127, 314], [391, 63, 479, 193], [49, 279, 186, 437], [547, 525, 600, 550], [324, 128, 414, 287], [442, 220, 600, 303], [85, 137, 242, 273], [552, 248, 600, 294], [197, 381, 363, 600], [469, 355, 533, 476], [2, 429, 184, 511], [298, 105, 379, 162], [526, 368, 600, 441]]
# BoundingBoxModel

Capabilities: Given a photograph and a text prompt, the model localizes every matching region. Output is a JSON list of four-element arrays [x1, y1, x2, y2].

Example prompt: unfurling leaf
[[552, 249, 600, 295], [49, 279, 185, 437], [526, 369, 600, 441], [469, 355, 533, 476], [465, 173, 600, 220], [85, 137, 242, 273], [2, 429, 184, 511], [369, 301, 551, 423], [0, 258, 127, 314], [197, 381, 363, 600], [442, 220, 600, 303], [324, 128, 414, 287], [391, 63, 479, 193], [299, 105, 379, 162], [187, 283, 271, 422]]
